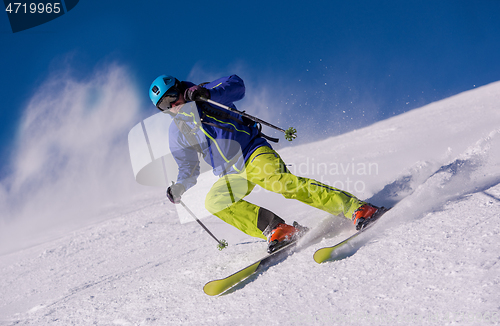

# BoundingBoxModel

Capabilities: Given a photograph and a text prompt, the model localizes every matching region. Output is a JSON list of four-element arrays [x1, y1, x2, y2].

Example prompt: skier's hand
[[166, 184, 186, 204], [184, 86, 210, 102]]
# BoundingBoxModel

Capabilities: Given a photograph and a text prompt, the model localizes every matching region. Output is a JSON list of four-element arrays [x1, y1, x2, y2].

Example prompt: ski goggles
[[156, 86, 180, 111]]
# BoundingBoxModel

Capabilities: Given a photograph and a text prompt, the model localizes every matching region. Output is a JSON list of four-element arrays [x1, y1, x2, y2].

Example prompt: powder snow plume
[[0, 64, 143, 254]]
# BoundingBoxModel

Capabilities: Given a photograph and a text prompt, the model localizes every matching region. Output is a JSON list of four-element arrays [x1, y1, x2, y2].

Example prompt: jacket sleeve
[[206, 75, 245, 106], [169, 122, 200, 191]]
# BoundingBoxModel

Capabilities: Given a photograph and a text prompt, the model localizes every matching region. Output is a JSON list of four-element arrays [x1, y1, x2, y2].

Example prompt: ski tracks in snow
[[372, 127, 500, 228]]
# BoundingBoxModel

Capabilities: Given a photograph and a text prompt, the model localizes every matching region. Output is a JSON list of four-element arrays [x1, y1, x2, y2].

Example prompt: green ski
[[313, 207, 390, 263], [204, 240, 298, 296]]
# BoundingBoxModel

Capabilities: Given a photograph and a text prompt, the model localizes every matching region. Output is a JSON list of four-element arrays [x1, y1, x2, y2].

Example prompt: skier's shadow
[[365, 175, 415, 208]]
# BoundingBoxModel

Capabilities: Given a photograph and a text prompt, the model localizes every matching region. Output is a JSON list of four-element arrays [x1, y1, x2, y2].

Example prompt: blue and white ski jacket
[[169, 75, 272, 191]]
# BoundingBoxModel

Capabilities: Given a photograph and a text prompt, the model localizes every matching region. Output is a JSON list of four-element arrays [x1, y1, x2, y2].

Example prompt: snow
[[1, 81, 500, 325]]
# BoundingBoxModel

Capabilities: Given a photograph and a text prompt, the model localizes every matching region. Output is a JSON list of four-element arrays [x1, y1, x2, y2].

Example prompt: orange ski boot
[[352, 204, 380, 230], [266, 222, 307, 253]]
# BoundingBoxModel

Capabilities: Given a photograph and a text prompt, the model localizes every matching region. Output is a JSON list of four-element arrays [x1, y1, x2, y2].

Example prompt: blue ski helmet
[[149, 75, 180, 110]]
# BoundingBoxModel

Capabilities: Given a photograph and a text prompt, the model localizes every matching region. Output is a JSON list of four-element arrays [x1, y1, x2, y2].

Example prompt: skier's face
[[169, 92, 186, 114]]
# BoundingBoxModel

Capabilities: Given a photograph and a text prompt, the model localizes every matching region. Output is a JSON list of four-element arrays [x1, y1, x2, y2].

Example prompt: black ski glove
[[166, 183, 186, 204], [184, 85, 210, 102]]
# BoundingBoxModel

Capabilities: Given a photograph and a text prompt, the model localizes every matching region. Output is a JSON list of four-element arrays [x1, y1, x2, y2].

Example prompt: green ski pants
[[205, 146, 365, 239]]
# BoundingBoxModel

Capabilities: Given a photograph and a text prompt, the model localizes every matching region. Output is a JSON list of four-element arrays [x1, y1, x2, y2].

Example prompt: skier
[[149, 74, 381, 252]]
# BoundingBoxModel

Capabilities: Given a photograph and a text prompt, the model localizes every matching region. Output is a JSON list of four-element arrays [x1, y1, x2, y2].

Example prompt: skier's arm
[[169, 126, 200, 191], [205, 75, 245, 106], [174, 148, 200, 191]]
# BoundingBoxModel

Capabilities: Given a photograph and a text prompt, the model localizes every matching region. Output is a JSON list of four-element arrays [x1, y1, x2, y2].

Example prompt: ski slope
[[1, 81, 500, 325]]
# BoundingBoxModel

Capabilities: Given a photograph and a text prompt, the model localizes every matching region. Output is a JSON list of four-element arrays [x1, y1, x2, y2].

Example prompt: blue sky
[[1, 0, 500, 177]]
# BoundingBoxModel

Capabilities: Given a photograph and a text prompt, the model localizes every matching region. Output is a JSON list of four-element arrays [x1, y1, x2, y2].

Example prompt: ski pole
[[199, 97, 297, 141], [173, 183, 228, 250]]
